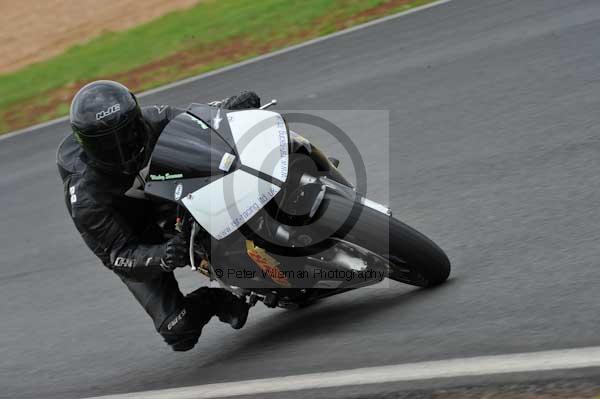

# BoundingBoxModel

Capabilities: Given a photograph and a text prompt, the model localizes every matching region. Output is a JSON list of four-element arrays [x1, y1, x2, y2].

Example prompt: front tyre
[[317, 194, 451, 287]]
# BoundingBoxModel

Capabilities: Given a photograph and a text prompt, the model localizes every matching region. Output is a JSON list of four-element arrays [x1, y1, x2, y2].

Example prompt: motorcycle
[[144, 101, 450, 309]]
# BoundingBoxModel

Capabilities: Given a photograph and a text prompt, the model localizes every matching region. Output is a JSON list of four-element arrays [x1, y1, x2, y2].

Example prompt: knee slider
[[159, 307, 202, 352], [169, 335, 199, 352]]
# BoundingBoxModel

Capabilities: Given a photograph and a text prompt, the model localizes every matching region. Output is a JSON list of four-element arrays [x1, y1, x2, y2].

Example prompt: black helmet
[[70, 80, 147, 175]]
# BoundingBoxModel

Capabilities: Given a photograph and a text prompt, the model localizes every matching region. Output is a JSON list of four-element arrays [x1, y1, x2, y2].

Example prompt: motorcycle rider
[[57, 80, 261, 351]]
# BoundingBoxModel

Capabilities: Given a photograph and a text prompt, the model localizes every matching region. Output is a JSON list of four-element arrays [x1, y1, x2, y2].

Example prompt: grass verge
[[0, 0, 434, 134]]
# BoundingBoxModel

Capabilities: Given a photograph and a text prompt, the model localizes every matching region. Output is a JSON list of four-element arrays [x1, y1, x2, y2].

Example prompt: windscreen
[[148, 112, 237, 181]]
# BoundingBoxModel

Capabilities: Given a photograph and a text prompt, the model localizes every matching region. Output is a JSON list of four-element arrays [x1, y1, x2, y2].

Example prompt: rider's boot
[[186, 287, 249, 329]]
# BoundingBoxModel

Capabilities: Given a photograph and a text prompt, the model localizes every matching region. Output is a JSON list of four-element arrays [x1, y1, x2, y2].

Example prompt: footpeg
[[263, 292, 278, 308], [248, 293, 260, 307]]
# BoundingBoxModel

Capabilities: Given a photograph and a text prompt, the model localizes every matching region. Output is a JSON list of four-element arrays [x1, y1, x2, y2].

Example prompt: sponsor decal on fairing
[[149, 173, 184, 181], [174, 183, 183, 201]]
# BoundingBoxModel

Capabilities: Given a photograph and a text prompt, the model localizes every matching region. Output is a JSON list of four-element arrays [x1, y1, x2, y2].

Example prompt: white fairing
[[182, 110, 289, 239], [183, 170, 280, 240], [228, 110, 289, 182]]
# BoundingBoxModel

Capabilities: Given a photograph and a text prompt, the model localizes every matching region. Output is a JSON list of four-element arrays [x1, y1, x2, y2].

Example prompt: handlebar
[[260, 99, 278, 110]]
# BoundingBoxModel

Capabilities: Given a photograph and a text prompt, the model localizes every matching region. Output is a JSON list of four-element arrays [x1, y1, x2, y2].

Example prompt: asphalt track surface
[[2, 0, 600, 397]]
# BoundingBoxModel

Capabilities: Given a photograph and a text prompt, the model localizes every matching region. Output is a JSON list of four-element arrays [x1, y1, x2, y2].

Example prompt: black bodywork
[[143, 104, 385, 307]]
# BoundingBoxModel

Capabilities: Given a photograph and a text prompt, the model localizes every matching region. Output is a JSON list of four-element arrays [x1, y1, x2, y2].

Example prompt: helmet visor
[[76, 118, 147, 170]]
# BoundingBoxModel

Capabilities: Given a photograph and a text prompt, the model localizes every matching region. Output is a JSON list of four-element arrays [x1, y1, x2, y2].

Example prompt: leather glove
[[159, 233, 189, 272], [221, 91, 261, 110]]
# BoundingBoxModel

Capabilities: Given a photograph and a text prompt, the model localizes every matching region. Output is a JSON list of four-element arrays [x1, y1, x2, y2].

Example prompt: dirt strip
[[0, 0, 199, 73]]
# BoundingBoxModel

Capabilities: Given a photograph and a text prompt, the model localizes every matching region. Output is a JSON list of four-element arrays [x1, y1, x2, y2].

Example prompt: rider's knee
[[158, 307, 204, 352]]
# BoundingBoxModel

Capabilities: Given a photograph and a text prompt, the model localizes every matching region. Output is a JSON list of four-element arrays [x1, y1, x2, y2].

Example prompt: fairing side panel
[[182, 169, 280, 240]]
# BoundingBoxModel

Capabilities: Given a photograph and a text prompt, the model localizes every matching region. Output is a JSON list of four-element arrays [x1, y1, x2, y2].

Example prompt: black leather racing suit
[[57, 98, 252, 351]]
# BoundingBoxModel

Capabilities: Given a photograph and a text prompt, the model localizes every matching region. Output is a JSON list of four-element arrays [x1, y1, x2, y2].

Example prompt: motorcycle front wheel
[[314, 194, 451, 287]]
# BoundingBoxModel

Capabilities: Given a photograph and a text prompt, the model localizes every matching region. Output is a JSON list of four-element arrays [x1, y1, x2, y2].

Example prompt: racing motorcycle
[[144, 101, 450, 308]]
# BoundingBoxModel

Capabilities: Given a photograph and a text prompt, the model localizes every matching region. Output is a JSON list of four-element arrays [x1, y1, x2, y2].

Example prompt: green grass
[[0, 0, 434, 133]]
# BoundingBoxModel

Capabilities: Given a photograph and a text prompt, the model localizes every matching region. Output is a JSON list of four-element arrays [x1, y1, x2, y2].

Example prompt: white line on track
[[0, 0, 452, 142], [84, 346, 600, 399]]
